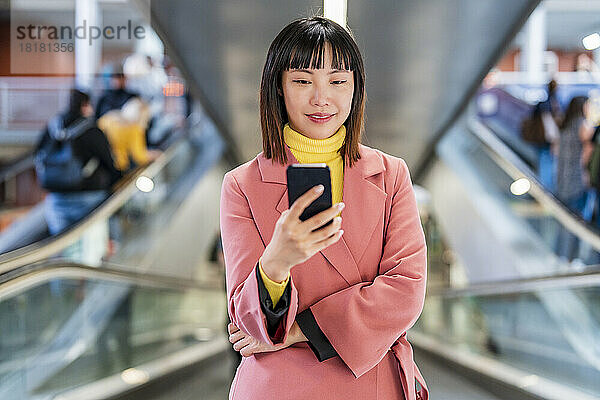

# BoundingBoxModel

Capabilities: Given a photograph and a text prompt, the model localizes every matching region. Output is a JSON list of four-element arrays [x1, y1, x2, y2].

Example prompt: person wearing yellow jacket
[[98, 97, 160, 172]]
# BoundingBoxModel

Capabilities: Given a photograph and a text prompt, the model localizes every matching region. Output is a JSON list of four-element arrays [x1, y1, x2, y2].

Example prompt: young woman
[[555, 95, 593, 259], [556, 96, 592, 213], [220, 17, 428, 400]]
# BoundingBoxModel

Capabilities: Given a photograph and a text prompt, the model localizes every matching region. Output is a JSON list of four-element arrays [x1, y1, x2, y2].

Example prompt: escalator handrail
[[0, 152, 34, 183], [0, 129, 188, 273], [468, 116, 600, 252], [0, 259, 223, 299], [0, 259, 228, 400], [427, 266, 600, 298]]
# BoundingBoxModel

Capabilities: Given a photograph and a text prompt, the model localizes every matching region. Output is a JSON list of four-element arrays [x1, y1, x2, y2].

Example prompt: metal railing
[[0, 130, 187, 273], [0, 259, 228, 400], [468, 116, 600, 252]]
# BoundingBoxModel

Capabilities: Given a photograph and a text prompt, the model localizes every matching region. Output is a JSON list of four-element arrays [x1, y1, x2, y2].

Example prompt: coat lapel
[[324, 145, 387, 284], [257, 144, 387, 286]]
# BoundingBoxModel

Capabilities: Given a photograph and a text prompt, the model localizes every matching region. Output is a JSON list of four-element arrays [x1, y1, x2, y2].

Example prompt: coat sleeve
[[83, 128, 122, 185], [301, 159, 427, 378], [220, 171, 299, 345]]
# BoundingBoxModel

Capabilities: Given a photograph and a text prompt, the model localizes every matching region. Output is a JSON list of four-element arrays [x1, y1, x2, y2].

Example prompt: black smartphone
[[286, 163, 333, 228]]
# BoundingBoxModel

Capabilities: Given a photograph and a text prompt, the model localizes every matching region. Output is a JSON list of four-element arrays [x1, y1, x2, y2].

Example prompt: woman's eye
[[292, 80, 310, 84], [332, 80, 347, 85]]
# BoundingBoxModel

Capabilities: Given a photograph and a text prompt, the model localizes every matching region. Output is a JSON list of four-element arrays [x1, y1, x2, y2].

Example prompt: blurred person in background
[[581, 93, 600, 225], [539, 79, 561, 192], [35, 89, 121, 236], [123, 53, 167, 107], [96, 64, 137, 119], [555, 95, 593, 260], [575, 53, 600, 79], [98, 96, 161, 172], [521, 80, 562, 192]]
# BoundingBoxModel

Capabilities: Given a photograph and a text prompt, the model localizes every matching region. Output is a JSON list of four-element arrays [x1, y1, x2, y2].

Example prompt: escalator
[[0, 103, 225, 272], [413, 269, 600, 400], [0, 98, 231, 399], [0, 261, 232, 400], [415, 97, 600, 399]]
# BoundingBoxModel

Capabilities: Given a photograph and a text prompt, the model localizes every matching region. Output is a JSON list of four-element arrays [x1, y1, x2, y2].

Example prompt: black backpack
[[34, 116, 98, 191]]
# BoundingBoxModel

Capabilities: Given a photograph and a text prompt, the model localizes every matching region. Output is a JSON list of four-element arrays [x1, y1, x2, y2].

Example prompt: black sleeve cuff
[[296, 308, 338, 361], [256, 262, 291, 338]]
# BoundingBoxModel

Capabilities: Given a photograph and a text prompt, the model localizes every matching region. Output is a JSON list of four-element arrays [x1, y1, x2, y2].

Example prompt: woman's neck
[[283, 123, 346, 156]]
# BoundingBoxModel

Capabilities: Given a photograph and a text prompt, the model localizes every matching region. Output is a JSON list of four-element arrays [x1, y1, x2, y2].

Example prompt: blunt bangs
[[284, 24, 358, 73]]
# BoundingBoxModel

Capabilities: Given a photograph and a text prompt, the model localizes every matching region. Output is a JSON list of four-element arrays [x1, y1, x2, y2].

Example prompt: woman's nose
[[310, 83, 330, 107]]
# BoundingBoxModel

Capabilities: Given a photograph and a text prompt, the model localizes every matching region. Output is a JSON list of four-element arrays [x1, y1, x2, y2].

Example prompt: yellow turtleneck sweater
[[259, 123, 346, 308]]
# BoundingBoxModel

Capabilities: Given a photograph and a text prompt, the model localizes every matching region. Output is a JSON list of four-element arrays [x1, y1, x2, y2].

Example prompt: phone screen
[[286, 164, 332, 226]]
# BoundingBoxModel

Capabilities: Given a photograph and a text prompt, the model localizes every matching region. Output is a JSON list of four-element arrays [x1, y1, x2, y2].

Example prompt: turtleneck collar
[[283, 123, 346, 157]]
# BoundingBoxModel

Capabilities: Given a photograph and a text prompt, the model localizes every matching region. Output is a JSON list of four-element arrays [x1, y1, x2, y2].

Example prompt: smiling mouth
[[306, 114, 334, 123], [306, 113, 335, 122]]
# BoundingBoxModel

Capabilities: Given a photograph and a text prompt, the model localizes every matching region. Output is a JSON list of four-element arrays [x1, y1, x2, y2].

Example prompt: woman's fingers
[[311, 228, 344, 252], [288, 185, 325, 220], [302, 203, 344, 232], [228, 328, 260, 356], [227, 322, 239, 334], [238, 337, 262, 357], [239, 344, 256, 357], [233, 336, 253, 352], [232, 333, 293, 357], [229, 330, 246, 344], [307, 216, 342, 244]]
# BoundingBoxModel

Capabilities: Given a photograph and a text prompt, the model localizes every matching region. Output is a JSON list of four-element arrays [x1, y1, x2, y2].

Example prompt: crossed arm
[[220, 159, 426, 378], [227, 260, 334, 359]]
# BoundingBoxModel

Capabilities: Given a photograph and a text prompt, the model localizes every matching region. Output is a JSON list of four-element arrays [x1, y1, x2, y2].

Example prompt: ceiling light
[[519, 374, 539, 389], [583, 33, 600, 50], [324, 0, 347, 27], [136, 176, 154, 193], [121, 368, 149, 385], [510, 178, 531, 196]]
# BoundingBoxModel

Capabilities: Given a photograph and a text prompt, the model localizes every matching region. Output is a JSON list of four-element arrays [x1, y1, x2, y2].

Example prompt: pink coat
[[220, 143, 429, 400]]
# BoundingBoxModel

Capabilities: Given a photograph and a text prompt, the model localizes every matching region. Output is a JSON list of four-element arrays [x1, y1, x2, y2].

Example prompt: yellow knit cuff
[[258, 258, 290, 308]]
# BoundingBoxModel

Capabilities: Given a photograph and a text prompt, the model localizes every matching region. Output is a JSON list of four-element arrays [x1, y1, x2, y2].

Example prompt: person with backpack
[[35, 89, 121, 235]]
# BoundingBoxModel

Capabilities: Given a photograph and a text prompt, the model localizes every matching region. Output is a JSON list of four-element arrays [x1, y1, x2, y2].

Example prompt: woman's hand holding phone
[[261, 184, 345, 282]]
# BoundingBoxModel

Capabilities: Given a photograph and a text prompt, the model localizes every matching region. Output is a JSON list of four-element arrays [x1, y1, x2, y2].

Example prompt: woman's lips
[[306, 113, 334, 123]]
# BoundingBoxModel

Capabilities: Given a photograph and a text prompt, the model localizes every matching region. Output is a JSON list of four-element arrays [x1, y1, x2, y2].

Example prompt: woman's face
[[281, 45, 354, 140], [81, 101, 93, 118]]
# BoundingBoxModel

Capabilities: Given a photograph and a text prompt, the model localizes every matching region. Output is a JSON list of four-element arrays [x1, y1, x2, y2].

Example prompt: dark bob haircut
[[259, 16, 366, 167], [67, 89, 90, 116], [560, 95, 588, 130]]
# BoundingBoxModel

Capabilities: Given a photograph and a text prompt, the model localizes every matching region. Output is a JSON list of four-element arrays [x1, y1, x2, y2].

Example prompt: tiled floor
[[414, 350, 504, 400], [125, 351, 236, 400], [138, 349, 505, 400]]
